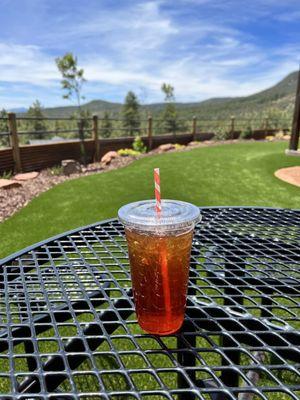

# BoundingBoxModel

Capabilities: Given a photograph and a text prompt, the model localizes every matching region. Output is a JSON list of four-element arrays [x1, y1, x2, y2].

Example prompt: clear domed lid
[[118, 199, 201, 232]]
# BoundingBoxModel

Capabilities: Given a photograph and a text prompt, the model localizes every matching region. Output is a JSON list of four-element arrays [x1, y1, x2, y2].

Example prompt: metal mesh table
[[0, 207, 299, 400]]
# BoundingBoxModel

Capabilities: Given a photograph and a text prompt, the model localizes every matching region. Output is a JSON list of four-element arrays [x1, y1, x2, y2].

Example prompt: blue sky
[[0, 0, 300, 108]]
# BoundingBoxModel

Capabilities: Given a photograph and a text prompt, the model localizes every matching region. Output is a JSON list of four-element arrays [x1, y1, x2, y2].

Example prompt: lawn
[[0, 140, 299, 398], [0, 141, 299, 260]]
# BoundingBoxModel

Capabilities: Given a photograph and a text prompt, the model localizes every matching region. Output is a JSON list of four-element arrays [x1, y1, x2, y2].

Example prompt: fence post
[[147, 115, 153, 150], [290, 68, 300, 150], [192, 116, 197, 141], [230, 116, 235, 139], [78, 118, 87, 165], [8, 112, 22, 173], [92, 115, 100, 161], [264, 117, 269, 136]]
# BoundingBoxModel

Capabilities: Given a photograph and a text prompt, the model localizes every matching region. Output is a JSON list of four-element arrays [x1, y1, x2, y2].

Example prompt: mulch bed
[[0, 156, 136, 223]]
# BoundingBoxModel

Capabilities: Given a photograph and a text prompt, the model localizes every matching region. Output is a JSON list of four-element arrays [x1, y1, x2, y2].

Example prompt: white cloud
[[56, 1, 178, 56], [0, 0, 299, 108], [0, 43, 58, 86]]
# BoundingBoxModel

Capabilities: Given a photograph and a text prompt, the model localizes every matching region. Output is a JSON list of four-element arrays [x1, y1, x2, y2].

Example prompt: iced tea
[[125, 227, 193, 335]]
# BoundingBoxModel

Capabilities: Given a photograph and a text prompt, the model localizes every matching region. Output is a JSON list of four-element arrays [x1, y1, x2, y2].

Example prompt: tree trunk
[[78, 119, 87, 165]]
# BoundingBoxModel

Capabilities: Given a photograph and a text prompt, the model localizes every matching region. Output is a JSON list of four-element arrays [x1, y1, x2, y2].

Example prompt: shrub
[[266, 136, 274, 141], [117, 148, 141, 157], [50, 165, 63, 176], [241, 126, 252, 139], [133, 136, 147, 153], [174, 143, 185, 150], [214, 126, 228, 140], [0, 170, 12, 179]]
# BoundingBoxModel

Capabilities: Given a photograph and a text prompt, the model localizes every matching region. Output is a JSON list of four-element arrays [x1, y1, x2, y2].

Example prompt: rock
[[14, 171, 39, 181], [283, 135, 291, 140], [0, 179, 22, 189], [187, 141, 201, 147], [157, 143, 176, 152], [61, 159, 82, 175], [285, 149, 300, 157], [101, 151, 119, 165]]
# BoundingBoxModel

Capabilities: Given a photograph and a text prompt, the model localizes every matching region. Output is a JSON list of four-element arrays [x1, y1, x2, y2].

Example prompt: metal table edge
[[1, 205, 299, 265], [0, 217, 116, 265]]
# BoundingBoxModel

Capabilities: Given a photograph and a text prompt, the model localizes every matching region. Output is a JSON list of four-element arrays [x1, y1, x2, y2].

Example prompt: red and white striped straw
[[154, 168, 161, 213]]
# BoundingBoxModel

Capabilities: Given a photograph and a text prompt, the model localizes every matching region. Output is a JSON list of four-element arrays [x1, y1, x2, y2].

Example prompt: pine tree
[[122, 91, 140, 136], [26, 100, 47, 139], [161, 83, 179, 135], [101, 112, 113, 138], [0, 109, 9, 147]]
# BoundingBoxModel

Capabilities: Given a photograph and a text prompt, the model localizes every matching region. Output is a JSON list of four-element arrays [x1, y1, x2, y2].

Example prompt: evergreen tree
[[101, 112, 113, 138], [161, 83, 179, 135], [54, 120, 61, 135], [122, 91, 140, 136], [0, 109, 9, 147], [26, 100, 47, 139]]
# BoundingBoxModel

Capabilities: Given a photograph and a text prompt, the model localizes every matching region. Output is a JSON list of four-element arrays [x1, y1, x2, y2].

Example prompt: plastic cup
[[118, 200, 201, 335]]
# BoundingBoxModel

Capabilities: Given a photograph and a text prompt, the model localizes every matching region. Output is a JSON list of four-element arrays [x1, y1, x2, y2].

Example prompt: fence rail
[[0, 112, 291, 174], [17, 129, 94, 136]]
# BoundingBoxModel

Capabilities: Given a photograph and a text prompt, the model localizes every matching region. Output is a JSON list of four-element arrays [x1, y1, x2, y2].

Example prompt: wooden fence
[[0, 133, 217, 174], [0, 113, 287, 174]]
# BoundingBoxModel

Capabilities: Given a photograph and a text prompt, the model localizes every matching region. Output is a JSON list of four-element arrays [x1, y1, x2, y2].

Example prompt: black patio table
[[0, 207, 299, 400]]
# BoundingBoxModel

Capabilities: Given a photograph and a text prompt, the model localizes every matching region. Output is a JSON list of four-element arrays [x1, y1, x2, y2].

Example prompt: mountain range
[[18, 71, 299, 119]]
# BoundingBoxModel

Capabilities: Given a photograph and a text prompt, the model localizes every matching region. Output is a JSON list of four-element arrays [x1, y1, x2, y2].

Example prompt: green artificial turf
[[0, 141, 299, 397], [0, 141, 299, 259]]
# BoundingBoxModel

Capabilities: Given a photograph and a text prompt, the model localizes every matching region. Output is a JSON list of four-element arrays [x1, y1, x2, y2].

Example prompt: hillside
[[21, 71, 298, 120], [42, 100, 122, 117]]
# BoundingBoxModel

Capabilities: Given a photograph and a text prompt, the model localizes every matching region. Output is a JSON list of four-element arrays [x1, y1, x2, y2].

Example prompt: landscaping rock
[[157, 143, 176, 152], [14, 171, 39, 181], [285, 149, 300, 157], [0, 157, 137, 223], [61, 159, 82, 175], [0, 179, 22, 190], [101, 151, 119, 165], [0, 139, 253, 223], [187, 141, 201, 147]]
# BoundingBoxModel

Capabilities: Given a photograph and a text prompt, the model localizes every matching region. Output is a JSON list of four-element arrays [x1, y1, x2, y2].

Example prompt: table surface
[[0, 207, 299, 400]]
